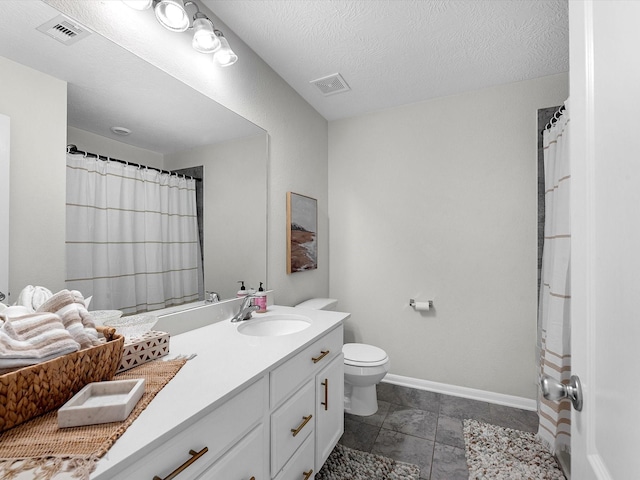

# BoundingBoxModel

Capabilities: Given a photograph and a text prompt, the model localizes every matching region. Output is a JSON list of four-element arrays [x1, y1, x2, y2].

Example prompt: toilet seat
[[343, 343, 388, 367]]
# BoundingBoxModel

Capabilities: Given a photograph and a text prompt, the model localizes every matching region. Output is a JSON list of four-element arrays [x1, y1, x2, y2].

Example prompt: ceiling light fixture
[[154, 0, 190, 32], [212, 30, 237, 67], [122, 0, 236, 66], [111, 126, 132, 136], [192, 13, 220, 53]]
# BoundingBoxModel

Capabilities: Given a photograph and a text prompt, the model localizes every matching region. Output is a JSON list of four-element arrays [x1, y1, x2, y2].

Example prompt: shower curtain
[[537, 105, 571, 454], [66, 154, 202, 314]]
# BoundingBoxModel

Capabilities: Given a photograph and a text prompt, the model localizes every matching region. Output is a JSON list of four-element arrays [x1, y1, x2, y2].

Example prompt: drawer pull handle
[[291, 414, 313, 437], [153, 447, 208, 480], [250, 477, 256, 480], [321, 378, 329, 410], [303, 469, 314, 480], [312, 350, 329, 363]]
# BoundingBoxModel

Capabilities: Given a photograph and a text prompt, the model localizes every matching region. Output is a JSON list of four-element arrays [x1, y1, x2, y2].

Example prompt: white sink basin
[[236, 314, 312, 337]]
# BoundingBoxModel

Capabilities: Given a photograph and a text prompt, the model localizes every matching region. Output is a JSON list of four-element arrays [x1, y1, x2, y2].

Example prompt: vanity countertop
[[91, 305, 349, 479]]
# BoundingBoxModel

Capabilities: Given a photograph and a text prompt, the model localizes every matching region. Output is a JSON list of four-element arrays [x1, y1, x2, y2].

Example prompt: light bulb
[[213, 35, 238, 67], [192, 17, 221, 53], [154, 0, 189, 32]]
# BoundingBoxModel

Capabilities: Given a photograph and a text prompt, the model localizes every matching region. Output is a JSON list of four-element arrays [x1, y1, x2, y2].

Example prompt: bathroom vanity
[[89, 305, 348, 480]]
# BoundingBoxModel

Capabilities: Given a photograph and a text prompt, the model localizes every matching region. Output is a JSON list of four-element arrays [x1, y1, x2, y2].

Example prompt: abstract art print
[[287, 192, 318, 273]]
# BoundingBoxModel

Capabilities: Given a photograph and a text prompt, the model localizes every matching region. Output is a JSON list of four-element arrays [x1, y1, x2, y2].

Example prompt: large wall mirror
[[0, 1, 268, 310]]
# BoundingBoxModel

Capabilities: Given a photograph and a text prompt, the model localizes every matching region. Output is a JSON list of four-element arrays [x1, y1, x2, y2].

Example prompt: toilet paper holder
[[409, 299, 433, 310]]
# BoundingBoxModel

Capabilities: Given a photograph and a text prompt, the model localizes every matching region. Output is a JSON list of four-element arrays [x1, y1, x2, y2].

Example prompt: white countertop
[[91, 305, 348, 479]]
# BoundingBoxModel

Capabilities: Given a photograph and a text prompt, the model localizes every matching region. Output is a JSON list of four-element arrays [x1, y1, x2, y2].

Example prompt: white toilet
[[295, 298, 390, 417]]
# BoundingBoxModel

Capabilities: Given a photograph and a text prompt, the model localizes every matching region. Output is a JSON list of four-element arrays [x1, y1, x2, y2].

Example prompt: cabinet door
[[315, 353, 344, 469], [200, 425, 266, 480]]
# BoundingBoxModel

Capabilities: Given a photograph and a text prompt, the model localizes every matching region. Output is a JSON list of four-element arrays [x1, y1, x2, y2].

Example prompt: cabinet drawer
[[201, 424, 266, 479], [270, 325, 343, 408], [271, 380, 315, 477], [118, 376, 266, 480], [274, 434, 315, 480]]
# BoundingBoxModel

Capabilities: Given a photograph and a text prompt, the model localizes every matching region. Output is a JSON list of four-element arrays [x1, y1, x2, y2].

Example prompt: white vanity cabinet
[[88, 307, 348, 480], [269, 324, 344, 479]]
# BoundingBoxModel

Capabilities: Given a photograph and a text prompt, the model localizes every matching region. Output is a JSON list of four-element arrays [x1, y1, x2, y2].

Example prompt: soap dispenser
[[236, 281, 247, 298], [255, 282, 267, 313]]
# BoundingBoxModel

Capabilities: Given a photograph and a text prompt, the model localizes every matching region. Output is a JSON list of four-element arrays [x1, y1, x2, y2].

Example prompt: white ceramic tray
[[58, 378, 145, 428]]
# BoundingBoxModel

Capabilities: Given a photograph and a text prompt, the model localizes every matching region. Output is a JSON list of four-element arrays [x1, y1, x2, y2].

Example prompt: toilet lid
[[343, 343, 388, 366]]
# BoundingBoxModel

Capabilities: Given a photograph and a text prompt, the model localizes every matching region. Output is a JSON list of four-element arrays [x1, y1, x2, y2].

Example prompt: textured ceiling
[[203, 0, 569, 121]]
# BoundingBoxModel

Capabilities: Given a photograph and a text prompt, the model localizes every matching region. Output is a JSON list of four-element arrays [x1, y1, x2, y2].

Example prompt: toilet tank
[[294, 298, 338, 311]]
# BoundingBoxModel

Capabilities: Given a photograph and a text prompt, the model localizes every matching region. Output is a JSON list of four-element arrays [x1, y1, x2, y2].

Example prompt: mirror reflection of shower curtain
[[65, 153, 202, 314], [537, 105, 571, 455]]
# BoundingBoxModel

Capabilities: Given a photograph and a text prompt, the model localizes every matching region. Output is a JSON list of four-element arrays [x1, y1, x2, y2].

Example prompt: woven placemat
[[0, 358, 187, 479]]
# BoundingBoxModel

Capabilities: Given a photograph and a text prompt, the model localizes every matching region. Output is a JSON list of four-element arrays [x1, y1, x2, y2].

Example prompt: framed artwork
[[287, 192, 318, 273]]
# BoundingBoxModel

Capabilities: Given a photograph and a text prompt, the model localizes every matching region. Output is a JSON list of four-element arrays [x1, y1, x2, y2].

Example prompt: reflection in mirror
[[0, 0, 267, 312]]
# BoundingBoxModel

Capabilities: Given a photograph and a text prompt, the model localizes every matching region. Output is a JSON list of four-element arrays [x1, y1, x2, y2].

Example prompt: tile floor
[[338, 382, 539, 480]]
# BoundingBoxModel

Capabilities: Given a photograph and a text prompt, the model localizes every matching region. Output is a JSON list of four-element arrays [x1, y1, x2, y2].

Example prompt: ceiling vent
[[310, 73, 351, 96], [36, 15, 91, 45]]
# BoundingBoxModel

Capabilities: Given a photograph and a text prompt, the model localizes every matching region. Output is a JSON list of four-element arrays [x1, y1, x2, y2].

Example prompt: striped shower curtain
[[537, 106, 571, 454], [66, 154, 202, 314]]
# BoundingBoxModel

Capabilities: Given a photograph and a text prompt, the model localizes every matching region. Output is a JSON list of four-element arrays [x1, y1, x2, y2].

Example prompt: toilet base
[[344, 384, 379, 416]]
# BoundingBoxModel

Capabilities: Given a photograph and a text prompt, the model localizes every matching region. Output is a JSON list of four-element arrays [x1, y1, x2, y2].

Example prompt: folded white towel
[[0, 311, 80, 373]]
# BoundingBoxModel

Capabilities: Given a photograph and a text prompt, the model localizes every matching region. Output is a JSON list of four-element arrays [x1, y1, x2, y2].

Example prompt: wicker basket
[[0, 326, 124, 432]]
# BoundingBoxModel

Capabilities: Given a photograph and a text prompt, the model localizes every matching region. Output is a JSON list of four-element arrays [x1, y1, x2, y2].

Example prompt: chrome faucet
[[230, 295, 260, 322], [205, 291, 219, 303]]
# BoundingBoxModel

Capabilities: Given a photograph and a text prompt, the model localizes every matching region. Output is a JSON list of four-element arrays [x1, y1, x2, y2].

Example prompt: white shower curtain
[[66, 154, 202, 314], [537, 106, 571, 454]]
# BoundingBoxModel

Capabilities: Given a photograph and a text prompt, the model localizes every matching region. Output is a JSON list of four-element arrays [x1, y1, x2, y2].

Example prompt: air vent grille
[[310, 73, 351, 96], [36, 15, 91, 45]]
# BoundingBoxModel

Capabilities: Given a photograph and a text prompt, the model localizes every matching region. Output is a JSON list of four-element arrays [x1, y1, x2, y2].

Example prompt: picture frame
[[286, 192, 318, 273]]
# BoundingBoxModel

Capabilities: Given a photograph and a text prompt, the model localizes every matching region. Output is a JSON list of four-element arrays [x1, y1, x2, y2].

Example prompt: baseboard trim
[[382, 374, 537, 411]]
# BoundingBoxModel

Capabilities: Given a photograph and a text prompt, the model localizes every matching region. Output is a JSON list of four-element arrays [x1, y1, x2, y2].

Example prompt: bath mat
[[316, 443, 420, 480], [0, 358, 187, 480], [463, 419, 566, 480]]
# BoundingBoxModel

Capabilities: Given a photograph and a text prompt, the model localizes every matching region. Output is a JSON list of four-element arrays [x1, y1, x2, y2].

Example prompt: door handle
[[540, 374, 583, 411], [291, 415, 313, 437], [321, 378, 328, 411]]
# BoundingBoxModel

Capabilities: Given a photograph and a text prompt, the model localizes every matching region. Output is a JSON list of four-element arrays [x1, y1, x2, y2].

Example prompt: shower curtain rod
[[66, 144, 194, 180], [541, 104, 566, 134]]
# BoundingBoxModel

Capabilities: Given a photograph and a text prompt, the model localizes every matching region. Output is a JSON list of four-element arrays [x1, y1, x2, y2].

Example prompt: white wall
[[0, 56, 67, 300], [165, 134, 268, 299], [328, 73, 568, 399], [46, 0, 330, 306]]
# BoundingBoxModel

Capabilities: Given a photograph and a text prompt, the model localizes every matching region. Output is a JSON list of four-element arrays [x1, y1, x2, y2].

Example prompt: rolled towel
[[0, 311, 80, 373], [37, 290, 101, 349], [15, 285, 53, 311]]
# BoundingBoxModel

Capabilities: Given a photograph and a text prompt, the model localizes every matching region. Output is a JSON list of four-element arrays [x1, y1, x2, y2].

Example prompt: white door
[[0, 114, 8, 303], [569, 1, 640, 478]]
